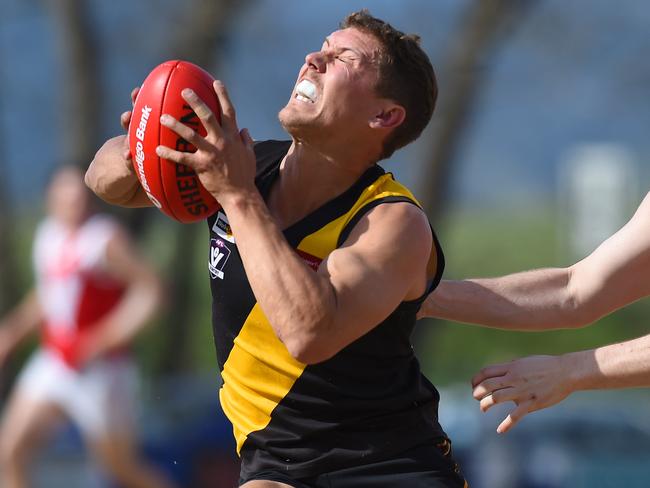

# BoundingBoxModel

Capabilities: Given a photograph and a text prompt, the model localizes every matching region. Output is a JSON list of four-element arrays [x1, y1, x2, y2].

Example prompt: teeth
[[295, 79, 316, 102]]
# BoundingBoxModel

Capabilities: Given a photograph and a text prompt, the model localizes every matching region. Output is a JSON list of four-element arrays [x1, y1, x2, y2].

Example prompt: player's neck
[[268, 141, 376, 229]]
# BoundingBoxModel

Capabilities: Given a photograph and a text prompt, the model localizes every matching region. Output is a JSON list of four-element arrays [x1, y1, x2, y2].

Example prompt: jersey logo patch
[[212, 211, 235, 243], [209, 238, 231, 279]]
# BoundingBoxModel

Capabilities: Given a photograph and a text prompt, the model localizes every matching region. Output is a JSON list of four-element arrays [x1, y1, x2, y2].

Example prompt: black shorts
[[239, 439, 468, 488]]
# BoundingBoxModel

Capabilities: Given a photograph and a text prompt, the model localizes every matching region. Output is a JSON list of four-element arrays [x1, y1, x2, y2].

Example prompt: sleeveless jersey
[[33, 214, 126, 368], [207, 140, 446, 478]]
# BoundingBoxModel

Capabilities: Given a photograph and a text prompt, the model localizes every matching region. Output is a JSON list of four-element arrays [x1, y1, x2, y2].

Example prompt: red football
[[129, 60, 221, 223]]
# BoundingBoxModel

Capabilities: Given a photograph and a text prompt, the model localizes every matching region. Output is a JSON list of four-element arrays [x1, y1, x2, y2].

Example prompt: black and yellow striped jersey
[[207, 140, 447, 478]]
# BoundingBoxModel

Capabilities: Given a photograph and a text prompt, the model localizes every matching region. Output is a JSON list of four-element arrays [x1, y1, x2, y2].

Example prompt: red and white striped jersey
[[33, 214, 125, 367]]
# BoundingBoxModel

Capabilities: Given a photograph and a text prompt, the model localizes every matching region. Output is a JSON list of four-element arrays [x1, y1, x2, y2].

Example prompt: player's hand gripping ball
[[129, 60, 221, 223]]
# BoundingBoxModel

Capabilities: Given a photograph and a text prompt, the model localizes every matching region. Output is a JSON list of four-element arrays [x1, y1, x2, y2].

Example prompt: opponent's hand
[[155, 80, 256, 205], [471, 354, 574, 434]]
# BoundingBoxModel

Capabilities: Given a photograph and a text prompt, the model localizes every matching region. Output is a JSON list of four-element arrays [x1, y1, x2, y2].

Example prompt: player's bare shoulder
[[343, 201, 432, 266]]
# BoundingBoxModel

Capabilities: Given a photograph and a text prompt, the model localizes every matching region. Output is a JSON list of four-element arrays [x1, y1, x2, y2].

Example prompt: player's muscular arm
[[86, 89, 152, 208], [421, 192, 650, 330], [86, 136, 152, 207], [226, 199, 431, 364]]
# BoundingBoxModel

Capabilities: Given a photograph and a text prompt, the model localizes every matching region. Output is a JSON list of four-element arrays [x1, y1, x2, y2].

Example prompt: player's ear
[[369, 103, 405, 130]]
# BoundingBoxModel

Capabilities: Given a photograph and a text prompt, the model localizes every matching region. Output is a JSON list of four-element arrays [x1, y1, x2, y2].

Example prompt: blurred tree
[[0, 17, 20, 316], [421, 0, 536, 220], [0, 15, 22, 401], [45, 0, 103, 168]]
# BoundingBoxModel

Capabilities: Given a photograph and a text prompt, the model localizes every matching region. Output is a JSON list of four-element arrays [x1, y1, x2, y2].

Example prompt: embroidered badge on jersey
[[209, 238, 231, 279], [212, 211, 235, 243]]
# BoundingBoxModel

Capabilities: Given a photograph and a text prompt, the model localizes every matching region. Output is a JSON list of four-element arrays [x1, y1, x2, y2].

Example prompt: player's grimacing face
[[279, 28, 383, 136]]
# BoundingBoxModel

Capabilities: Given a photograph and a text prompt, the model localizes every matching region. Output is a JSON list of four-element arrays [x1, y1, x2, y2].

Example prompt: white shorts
[[16, 348, 139, 440]]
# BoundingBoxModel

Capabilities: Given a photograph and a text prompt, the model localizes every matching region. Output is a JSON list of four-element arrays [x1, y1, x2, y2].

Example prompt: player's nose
[[305, 51, 327, 73]]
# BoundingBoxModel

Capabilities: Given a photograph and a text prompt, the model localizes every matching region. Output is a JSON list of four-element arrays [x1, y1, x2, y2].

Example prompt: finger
[[472, 376, 511, 400], [130, 86, 140, 106], [120, 111, 132, 131], [240, 128, 254, 149], [471, 363, 509, 388], [213, 80, 238, 133], [122, 134, 132, 161], [156, 145, 197, 168], [497, 401, 531, 434], [181, 88, 221, 135], [478, 387, 518, 412], [160, 114, 211, 151]]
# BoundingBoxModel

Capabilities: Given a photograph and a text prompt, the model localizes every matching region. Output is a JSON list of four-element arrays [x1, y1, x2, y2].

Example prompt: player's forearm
[[222, 192, 337, 363], [565, 335, 650, 391], [0, 291, 43, 350], [86, 136, 150, 207], [427, 268, 585, 330]]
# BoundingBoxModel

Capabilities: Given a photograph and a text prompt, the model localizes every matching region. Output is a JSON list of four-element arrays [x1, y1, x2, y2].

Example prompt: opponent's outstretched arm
[[419, 192, 650, 330], [423, 193, 650, 433]]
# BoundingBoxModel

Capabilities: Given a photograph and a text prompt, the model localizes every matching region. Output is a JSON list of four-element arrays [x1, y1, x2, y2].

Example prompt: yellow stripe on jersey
[[220, 303, 306, 453], [298, 173, 421, 258]]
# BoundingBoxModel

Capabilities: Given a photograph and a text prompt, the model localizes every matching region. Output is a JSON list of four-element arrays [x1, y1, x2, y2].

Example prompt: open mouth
[[295, 79, 317, 103]]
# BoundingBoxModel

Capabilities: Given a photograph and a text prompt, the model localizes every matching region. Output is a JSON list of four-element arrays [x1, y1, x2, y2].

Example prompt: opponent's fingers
[[130, 86, 140, 106], [160, 114, 211, 151], [181, 88, 221, 135], [120, 111, 132, 131], [478, 387, 518, 412], [471, 363, 509, 388], [213, 80, 238, 133], [496, 401, 532, 434], [472, 376, 511, 401]]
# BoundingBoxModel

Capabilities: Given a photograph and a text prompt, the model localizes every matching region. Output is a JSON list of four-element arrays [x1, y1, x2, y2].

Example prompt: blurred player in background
[[418, 191, 650, 434], [87, 10, 468, 488], [0, 166, 176, 488]]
